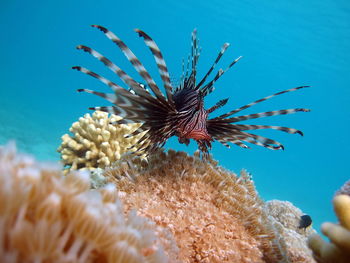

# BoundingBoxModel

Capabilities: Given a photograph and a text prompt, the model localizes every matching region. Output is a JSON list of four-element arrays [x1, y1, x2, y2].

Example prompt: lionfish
[[73, 25, 310, 157]]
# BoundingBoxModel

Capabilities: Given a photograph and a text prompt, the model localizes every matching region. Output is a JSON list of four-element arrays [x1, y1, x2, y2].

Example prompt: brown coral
[[57, 111, 148, 173], [104, 149, 288, 263], [308, 194, 350, 262], [0, 142, 177, 263]]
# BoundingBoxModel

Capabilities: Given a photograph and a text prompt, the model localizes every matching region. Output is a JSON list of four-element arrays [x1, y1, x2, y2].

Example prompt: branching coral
[[265, 200, 316, 262], [103, 149, 290, 263], [0, 142, 178, 263], [308, 194, 350, 262], [57, 111, 148, 173]]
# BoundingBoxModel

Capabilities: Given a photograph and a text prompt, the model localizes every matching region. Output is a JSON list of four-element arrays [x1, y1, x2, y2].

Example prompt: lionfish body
[[74, 25, 310, 157]]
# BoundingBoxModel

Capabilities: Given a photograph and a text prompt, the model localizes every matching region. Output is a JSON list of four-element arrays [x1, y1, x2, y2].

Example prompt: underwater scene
[[1, 0, 350, 262]]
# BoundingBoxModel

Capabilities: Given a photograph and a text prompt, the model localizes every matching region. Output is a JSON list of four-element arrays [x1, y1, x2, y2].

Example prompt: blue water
[[1, 0, 349, 232]]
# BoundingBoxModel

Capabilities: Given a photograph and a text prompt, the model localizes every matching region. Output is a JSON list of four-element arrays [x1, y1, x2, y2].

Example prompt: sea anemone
[[0, 142, 178, 263], [73, 25, 310, 157], [103, 149, 289, 262]]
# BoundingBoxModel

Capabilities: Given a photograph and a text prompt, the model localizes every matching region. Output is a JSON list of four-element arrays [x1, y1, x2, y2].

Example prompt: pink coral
[[104, 149, 287, 262]]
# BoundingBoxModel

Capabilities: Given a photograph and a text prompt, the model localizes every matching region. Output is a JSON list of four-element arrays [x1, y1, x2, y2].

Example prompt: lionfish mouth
[[73, 25, 310, 157]]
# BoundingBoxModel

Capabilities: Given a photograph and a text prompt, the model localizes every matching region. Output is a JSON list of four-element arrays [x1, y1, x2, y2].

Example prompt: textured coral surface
[[57, 111, 147, 172], [105, 150, 287, 263], [265, 200, 316, 263], [0, 142, 174, 263], [1, 140, 319, 263]]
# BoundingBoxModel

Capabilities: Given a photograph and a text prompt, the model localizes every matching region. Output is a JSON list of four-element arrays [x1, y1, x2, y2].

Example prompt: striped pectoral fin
[[72, 66, 141, 100], [218, 140, 231, 148], [91, 25, 169, 107], [88, 106, 146, 122], [76, 88, 117, 104], [200, 69, 223, 95], [129, 133, 151, 151], [75, 44, 153, 100], [135, 29, 174, 106], [227, 139, 250, 149], [196, 43, 230, 89], [212, 133, 250, 149], [200, 55, 242, 96], [224, 108, 311, 123], [76, 87, 147, 112], [218, 86, 310, 118], [191, 29, 199, 82], [207, 98, 229, 114], [239, 137, 283, 150], [237, 131, 285, 150], [233, 124, 304, 135]]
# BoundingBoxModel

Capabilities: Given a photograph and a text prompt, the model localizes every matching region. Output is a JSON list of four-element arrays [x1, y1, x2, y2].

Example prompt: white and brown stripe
[[135, 29, 174, 107], [91, 25, 170, 108], [74, 27, 310, 156], [218, 86, 310, 119]]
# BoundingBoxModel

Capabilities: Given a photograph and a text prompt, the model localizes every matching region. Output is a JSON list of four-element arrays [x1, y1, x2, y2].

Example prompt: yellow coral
[[0, 142, 177, 263], [104, 149, 288, 263], [308, 194, 350, 262], [57, 111, 148, 173]]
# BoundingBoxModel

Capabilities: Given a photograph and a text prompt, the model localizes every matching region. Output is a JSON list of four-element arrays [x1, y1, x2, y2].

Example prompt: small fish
[[299, 214, 312, 229], [73, 25, 310, 157]]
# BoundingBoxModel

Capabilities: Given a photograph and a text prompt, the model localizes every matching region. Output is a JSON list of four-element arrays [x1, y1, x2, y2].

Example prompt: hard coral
[[265, 200, 316, 263], [308, 194, 350, 262], [57, 111, 148, 173], [104, 149, 288, 263], [0, 142, 176, 263]]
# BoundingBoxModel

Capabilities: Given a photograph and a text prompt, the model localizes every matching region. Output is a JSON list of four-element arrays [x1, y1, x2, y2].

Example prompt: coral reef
[[265, 200, 317, 262], [308, 194, 350, 262], [57, 111, 148, 173], [0, 142, 178, 263], [335, 179, 350, 196], [103, 149, 290, 263]]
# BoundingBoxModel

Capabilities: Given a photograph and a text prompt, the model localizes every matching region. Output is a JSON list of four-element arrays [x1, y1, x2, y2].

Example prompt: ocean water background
[[1, 0, 349, 232]]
